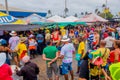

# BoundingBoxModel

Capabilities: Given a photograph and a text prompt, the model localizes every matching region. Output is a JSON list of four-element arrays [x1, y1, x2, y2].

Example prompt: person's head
[[100, 40, 106, 47], [114, 41, 120, 49], [0, 53, 6, 67], [94, 30, 98, 34], [78, 36, 84, 42], [61, 35, 70, 44], [29, 34, 34, 39], [20, 37, 27, 43], [46, 40, 52, 46], [22, 56, 30, 63], [0, 39, 7, 46], [108, 32, 112, 36], [10, 31, 17, 36]]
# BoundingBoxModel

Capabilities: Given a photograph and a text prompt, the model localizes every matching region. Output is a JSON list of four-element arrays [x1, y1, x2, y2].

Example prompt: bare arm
[[102, 68, 111, 80], [49, 52, 59, 64], [42, 54, 52, 61]]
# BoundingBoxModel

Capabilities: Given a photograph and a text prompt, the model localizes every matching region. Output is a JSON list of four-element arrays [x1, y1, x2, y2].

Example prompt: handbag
[[59, 65, 64, 75], [75, 53, 81, 61]]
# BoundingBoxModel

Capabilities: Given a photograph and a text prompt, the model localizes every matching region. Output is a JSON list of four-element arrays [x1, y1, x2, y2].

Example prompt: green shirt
[[43, 46, 58, 64]]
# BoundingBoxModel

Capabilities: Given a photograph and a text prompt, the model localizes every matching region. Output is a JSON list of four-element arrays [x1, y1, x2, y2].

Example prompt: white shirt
[[60, 43, 75, 63], [104, 36, 115, 48]]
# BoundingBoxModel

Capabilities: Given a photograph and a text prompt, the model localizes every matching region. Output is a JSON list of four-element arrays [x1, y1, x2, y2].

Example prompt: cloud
[[0, 0, 120, 16]]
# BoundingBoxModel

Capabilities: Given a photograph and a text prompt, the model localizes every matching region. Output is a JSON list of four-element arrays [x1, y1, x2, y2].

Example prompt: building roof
[[0, 4, 47, 18]]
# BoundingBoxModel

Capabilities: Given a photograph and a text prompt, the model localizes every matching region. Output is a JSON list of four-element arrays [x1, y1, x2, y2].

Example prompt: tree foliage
[[99, 12, 113, 19]]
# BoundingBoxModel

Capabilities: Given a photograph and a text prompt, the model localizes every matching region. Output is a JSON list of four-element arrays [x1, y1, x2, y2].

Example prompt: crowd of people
[[0, 22, 120, 80]]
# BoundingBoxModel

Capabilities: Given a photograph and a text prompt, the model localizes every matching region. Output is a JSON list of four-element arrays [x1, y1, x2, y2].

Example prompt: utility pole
[[5, 0, 9, 15], [105, 0, 107, 19], [64, 0, 67, 17]]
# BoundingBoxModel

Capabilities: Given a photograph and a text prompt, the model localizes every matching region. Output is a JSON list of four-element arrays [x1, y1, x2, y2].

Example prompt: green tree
[[99, 12, 113, 19]]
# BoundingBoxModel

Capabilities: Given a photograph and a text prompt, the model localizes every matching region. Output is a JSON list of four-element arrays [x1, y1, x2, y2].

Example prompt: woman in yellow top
[[76, 37, 85, 73], [14, 37, 28, 60]]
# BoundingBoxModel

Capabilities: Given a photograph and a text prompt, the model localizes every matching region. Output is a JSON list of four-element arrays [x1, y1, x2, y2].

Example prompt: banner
[[0, 12, 26, 25]]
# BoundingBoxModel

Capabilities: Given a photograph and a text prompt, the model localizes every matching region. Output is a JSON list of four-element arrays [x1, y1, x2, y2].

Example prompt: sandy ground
[[12, 54, 79, 80], [31, 55, 79, 80]]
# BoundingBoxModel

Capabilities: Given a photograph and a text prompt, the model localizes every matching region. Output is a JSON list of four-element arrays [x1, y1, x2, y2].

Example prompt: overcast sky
[[0, 0, 120, 16]]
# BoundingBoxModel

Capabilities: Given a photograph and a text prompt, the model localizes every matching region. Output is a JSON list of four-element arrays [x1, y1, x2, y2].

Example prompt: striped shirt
[[88, 34, 94, 44]]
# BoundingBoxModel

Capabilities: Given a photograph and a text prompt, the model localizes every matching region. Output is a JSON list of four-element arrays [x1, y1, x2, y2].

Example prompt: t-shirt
[[97, 48, 110, 66], [43, 46, 58, 64], [78, 41, 85, 58], [60, 28, 66, 36], [9, 36, 20, 50], [28, 39, 37, 50], [45, 33, 51, 41], [36, 34, 44, 43], [104, 36, 115, 48], [60, 43, 75, 63], [16, 43, 27, 60]]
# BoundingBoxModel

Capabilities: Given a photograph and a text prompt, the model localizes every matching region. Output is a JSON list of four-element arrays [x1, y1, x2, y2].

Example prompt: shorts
[[46, 62, 59, 78], [78, 60, 83, 67], [12, 52, 18, 58], [79, 60, 89, 79], [62, 62, 72, 75]]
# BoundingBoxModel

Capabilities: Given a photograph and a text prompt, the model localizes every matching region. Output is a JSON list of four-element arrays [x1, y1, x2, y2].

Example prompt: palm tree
[[64, 8, 69, 17], [48, 10, 52, 17], [74, 13, 78, 17], [81, 12, 84, 15], [102, 4, 106, 8], [85, 12, 88, 15], [97, 11, 101, 15], [95, 9, 98, 13]]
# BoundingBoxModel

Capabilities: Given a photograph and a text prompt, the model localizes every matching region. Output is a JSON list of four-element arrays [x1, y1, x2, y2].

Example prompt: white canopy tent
[[23, 14, 46, 24], [78, 13, 108, 22], [65, 16, 79, 22], [47, 15, 65, 22]]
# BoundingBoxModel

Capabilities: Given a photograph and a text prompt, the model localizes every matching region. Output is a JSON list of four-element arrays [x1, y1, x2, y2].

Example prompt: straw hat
[[61, 35, 70, 42], [20, 37, 27, 43], [29, 34, 34, 38], [0, 53, 6, 67], [10, 31, 17, 36]]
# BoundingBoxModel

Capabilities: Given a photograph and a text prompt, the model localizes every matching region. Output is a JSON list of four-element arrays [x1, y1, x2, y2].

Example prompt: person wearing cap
[[9, 31, 20, 66], [14, 37, 28, 66], [42, 40, 59, 80], [0, 53, 13, 80], [36, 30, 45, 55], [28, 34, 37, 58], [45, 29, 51, 43], [60, 35, 75, 80], [0, 39, 12, 65], [16, 56, 39, 80]]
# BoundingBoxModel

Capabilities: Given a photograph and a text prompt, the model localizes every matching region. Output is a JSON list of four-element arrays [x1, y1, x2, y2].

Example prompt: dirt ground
[[31, 55, 79, 80]]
